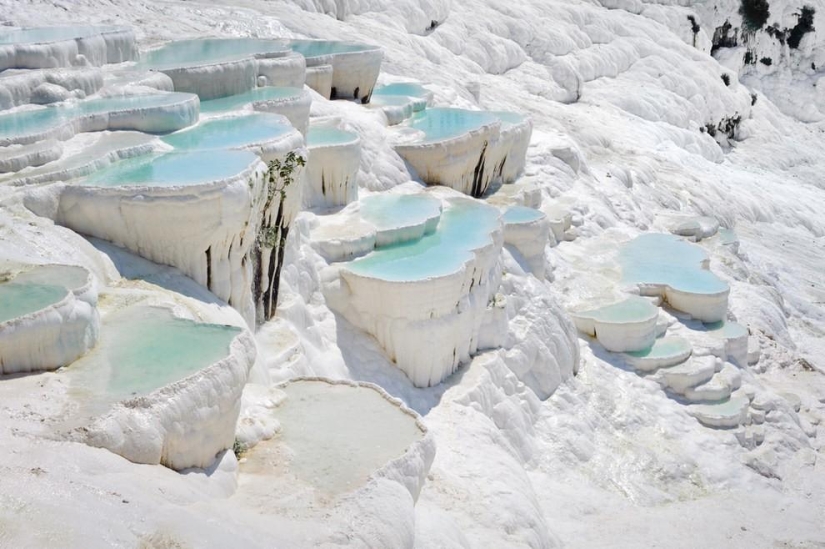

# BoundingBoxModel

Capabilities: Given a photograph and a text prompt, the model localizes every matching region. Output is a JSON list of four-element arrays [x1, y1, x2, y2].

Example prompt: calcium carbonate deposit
[[0, 0, 824, 547]]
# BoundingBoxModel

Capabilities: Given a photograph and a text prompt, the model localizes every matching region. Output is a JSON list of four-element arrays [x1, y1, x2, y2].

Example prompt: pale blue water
[[70, 306, 240, 399], [12, 265, 88, 292], [200, 87, 303, 113], [288, 39, 374, 58], [0, 93, 195, 140], [306, 126, 358, 147], [408, 108, 498, 143], [360, 194, 441, 232], [578, 297, 657, 323], [626, 336, 692, 359], [492, 111, 527, 127], [373, 83, 429, 98], [620, 233, 729, 295], [369, 95, 415, 107], [347, 199, 499, 281], [81, 150, 257, 187], [502, 206, 544, 224], [0, 282, 68, 323], [718, 228, 738, 245], [703, 320, 748, 339], [140, 38, 287, 70], [162, 113, 293, 150], [0, 25, 123, 44]]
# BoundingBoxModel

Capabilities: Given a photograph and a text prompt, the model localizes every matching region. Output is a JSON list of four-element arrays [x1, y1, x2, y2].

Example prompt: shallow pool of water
[[288, 39, 374, 58], [69, 306, 240, 401], [0, 25, 123, 44], [81, 149, 257, 187], [200, 87, 304, 114], [306, 126, 359, 147], [577, 296, 658, 323], [407, 107, 498, 143], [626, 336, 692, 359], [12, 265, 89, 292], [502, 205, 544, 224], [359, 194, 441, 232], [251, 380, 422, 495], [162, 113, 293, 150], [620, 233, 728, 295], [347, 199, 499, 281], [0, 93, 195, 140], [373, 83, 429, 98], [0, 282, 68, 323], [140, 38, 287, 70]]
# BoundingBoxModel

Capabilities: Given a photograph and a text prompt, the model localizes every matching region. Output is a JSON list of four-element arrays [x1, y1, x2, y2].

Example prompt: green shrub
[[788, 6, 815, 49], [740, 0, 771, 30]]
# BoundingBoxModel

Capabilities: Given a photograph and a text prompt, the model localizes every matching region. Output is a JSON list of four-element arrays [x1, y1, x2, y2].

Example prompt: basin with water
[[241, 379, 428, 498], [140, 38, 305, 100], [303, 125, 361, 209], [58, 148, 269, 326], [200, 86, 311, 134], [327, 197, 503, 387], [0, 264, 99, 374], [0, 25, 137, 70], [395, 108, 531, 197], [0, 92, 199, 146], [571, 296, 660, 352], [624, 335, 693, 372], [64, 304, 254, 469], [620, 233, 730, 322], [287, 39, 382, 101], [359, 193, 442, 247], [162, 113, 303, 161], [0, 132, 157, 186]]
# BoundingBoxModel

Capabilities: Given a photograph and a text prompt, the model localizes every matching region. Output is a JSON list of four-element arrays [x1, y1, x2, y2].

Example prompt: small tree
[[254, 151, 306, 323], [740, 0, 771, 31]]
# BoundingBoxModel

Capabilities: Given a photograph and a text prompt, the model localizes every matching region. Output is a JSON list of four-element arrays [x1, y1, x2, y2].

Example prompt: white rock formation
[[80, 308, 256, 470], [501, 206, 550, 277], [571, 296, 660, 352], [324, 194, 504, 387], [394, 109, 532, 198], [303, 125, 361, 209], [0, 26, 137, 71], [290, 40, 383, 102], [248, 88, 312, 135], [0, 68, 104, 109], [0, 263, 99, 374], [0, 92, 200, 147]]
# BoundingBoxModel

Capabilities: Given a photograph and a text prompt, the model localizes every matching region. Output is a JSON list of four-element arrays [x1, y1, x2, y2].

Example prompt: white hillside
[[0, 0, 823, 547]]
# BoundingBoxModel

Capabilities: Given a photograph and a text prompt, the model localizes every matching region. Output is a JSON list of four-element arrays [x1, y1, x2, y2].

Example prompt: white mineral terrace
[[200, 86, 312, 135], [0, 67, 105, 109], [288, 39, 383, 102], [239, 378, 432, 499], [0, 263, 99, 374], [62, 304, 255, 470], [359, 192, 442, 247], [303, 124, 361, 209], [369, 82, 433, 125], [571, 296, 660, 353], [0, 25, 137, 70], [325, 194, 503, 387], [393, 108, 532, 198], [0, 131, 157, 186], [139, 38, 306, 100], [57, 149, 268, 325], [501, 205, 550, 277], [0, 92, 200, 147], [620, 233, 730, 323]]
